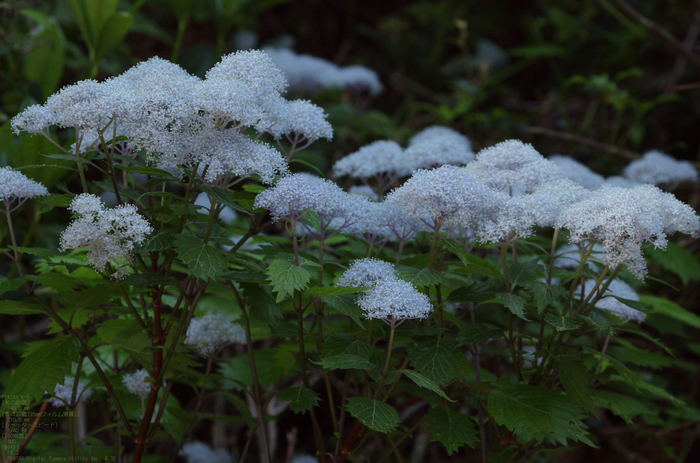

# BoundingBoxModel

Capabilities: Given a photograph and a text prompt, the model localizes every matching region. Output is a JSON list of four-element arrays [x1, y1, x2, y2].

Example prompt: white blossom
[[338, 258, 397, 287], [122, 369, 151, 398], [185, 312, 246, 357], [47, 377, 93, 407], [0, 167, 49, 206], [266, 99, 333, 141], [180, 441, 233, 463], [549, 155, 605, 190], [348, 185, 379, 202], [333, 140, 405, 179], [624, 150, 698, 189], [358, 278, 433, 321], [403, 126, 474, 172]]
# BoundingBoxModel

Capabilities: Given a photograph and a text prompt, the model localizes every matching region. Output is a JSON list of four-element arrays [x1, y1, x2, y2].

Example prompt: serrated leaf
[[508, 261, 539, 288], [409, 337, 463, 385], [307, 286, 369, 297], [394, 265, 444, 286], [113, 273, 178, 287], [457, 324, 504, 346], [578, 313, 614, 335], [495, 293, 530, 321], [277, 386, 320, 414], [0, 300, 46, 315], [8, 246, 53, 260], [266, 259, 311, 303], [487, 385, 594, 446], [440, 238, 501, 278], [343, 397, 400, 434], [402, 370, 454, 401], [545, 315, 583, 331], [321, 334, 373, 358], [590, 390, 652, 423], [1, 336, 80, 411], [175, 235, 227, 280], [640, 295, 700, 329], [446, 280, 502, 303], [558, 359, 595, 414], [324, 295, 365, 328], [317, 354, 375, 371], [137, 231, 176, 252], [426, 408, 479, 454], [58, 284, 114, 308], [533, 282, 567, 314]]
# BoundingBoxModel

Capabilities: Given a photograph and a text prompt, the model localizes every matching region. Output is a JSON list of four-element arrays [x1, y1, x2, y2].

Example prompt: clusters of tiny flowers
[[267, 99, 333, 142], [253, 173, 371, 233], [333, 140, 405, 180], [624, 150, 698, 189], [466, 140, 562, 195], [179, 441, 234, 463], [264, 47, 384, 95], [555, 185, 700, 279], [358, 279, 433, 322], [59, 194, 153, 276], [549, 155, 605, 190], [337, 258, 398, 287], [578, 279, 645, 323], [185, 312, 246, 357], [348, 185, 379, 202], [47, 377, 93, 407], [0, 167, 49, 209], [603, 176, 637, 189], [122, 369, 151, 399]]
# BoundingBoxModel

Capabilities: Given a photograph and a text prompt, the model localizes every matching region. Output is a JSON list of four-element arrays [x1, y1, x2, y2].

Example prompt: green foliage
[[426, 407, 479, 454], [277, 386, 320, 414], [343, 397, 400, 434], [175, 235, 228, 281]]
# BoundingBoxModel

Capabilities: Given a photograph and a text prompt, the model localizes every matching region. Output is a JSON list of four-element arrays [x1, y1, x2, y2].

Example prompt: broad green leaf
[[590, 390, 653, 423], [1, 336, 80, 411], [222, 391, 256, 430], [646, 242, 700, 286], [8, 246, 53, 260], [558, 359, 595, 414], [609, 375, 684, 405], [487, 385, 594, 446], [343, 397, 400, 434], [321, 334, 373, 358], [533, 282, 567, 314], [426, 408, 479, 454], [508, 261, 539, 288], [578, 313, 614, 335], [175, 235, 227, 281], [395, 265, 444, 286], [266, 258, 312, 303], [640, 295, 700, 329], [58, 284, 115, 308], [220, 349, 291, 391], [454, 253, 502, 279], [325, 295, 364, 327], [0, 301, 46, 315], [0, 276, 9, 296], [456, 324, 503, 346], [545, 315, 583, 331], [317, 355, 375, 371], [277, 386, 320, 414], [20, 9, 66, 99], [402, 370, 454, 401], [137, 231, 176, 252], [306, 286, 369, 297], [446, 280, 502, 303], [114, 273, 178, 287], [408, 337, 463, 385], [67, 0, 119, 48], [495, 293, 530, 321]]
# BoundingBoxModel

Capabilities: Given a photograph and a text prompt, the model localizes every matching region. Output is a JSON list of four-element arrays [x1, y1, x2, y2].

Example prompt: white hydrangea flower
[[466, 140, 562, 194], [10, 104, 56, 135], [47, 377, 93, 408], [333, 140, 406, 180], [403, 126, 474, 172], [185, 312, 246, 357], [578, 279, 645, 323], [603, 176, 637, 189], [555, 185, 700, 279], [358, 278, 433, 322], [60, 194, 153, 276], [0, 167, 49, 209], [623, 150, 698, 189], [549, 155, 605, 190], [348, 185, 379, 202], [179, 441, 233, 463], [338, 258, 397, 287], [266, 99, 333, 142], [122, 369, 151, 399]]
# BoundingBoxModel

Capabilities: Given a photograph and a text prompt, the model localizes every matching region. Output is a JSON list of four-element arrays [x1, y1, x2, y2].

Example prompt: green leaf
[[306, 286, 369, 297], [20, 9, 66, 99], [578, 313, 614, 335], [426, 408, 479, 454], [8, 246, 54, 260], [199, 184, 250, 215], [220, 349, 290, 391], [487, 385, 594, 446], [591, 390, 652, 423], [533, 282, 567, 314], [453, 252, 502, 279], [558, 359, 595, 414], [495, 293, 530, 321], [321, 334, 373, 359], [446, 280, 502, 303], [175, 235, 227, 281], [343, 397, 400, 434], [545, 315, 583, 331], [1, 337, 80, 412], [94, 11, 133, 62], [408, 337, 463, 385], [508, 261, 539, 288], [394, 265, 444, 286], [266, 258, 312, 303], [277, 386, 320, 414], [317, 355, 375, 371], [402, 370, 454, 401], [0, 300, 46, 315], [646, 242, 700, 286], [457, 324, 504, 346], [137, 231, 176, 252], [58, 284, 114, 309], [640, 295, 700, 329]]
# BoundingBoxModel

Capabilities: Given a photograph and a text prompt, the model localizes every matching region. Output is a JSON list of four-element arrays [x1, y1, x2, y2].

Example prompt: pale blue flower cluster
[[337, 258, 397, 287], [624, 150, 698, 188], [185, 312, 246, 357], [122, 369, 151, 399], [47, 377, 93, 408], [549, 155, 605, 190], [60, 194, 153, 276], [0, 167, 49, 210], [179, 441, 233, 463], [265, 47, 383, 96]]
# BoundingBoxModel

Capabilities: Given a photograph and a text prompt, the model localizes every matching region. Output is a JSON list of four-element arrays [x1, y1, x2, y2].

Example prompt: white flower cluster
[[578, 279, 645, 323], [265, 47, 383, 96], [122, 369, 151, 399], [0, 167, 49, 208], [59, 194, 153, 276], [556, 185, 700, 279], [47, 377, 93, 407], [333, 126, 473, 181], [185, 312, 246, 357], [12, 51, 334, 184], [179, 441, 233, 463], [624, 150, 698, 188], [549, 155, 605, 190], [337, 259, 432, 323]]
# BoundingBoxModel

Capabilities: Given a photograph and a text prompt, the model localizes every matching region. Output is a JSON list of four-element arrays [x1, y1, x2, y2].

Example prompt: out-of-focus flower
[[185, 312, 246, 357]]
